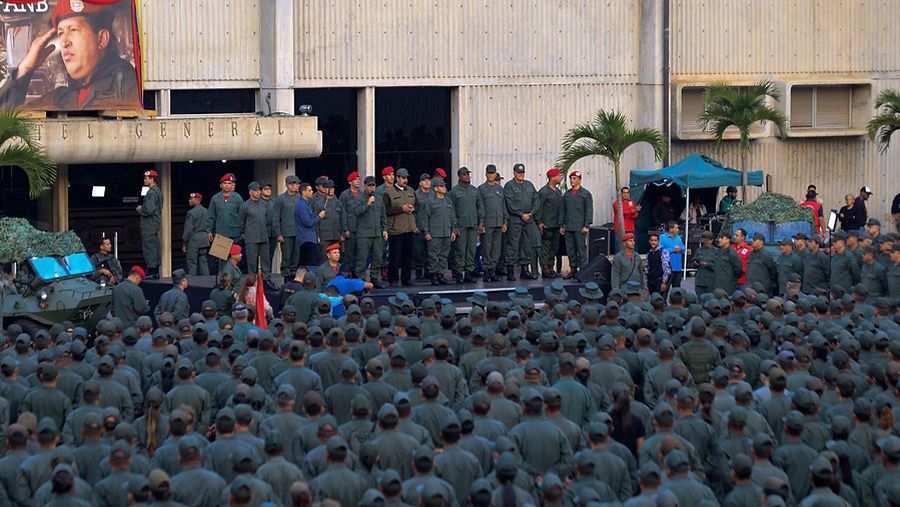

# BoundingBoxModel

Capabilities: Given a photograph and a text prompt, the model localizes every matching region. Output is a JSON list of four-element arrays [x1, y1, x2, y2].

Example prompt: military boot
[[506, 266, 517, 281], [521, 266, 538, 280]]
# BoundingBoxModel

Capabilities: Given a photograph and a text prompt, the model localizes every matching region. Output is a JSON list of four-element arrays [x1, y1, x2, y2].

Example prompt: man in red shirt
[[613, 186, 641, 236], [731, 228, 751, 287]]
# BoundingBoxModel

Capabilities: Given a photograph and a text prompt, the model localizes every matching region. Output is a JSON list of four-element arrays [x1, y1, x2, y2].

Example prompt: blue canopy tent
[[628, 153, 764, 265]]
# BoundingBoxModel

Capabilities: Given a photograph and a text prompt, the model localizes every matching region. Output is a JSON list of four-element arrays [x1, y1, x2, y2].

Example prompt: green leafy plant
[[0, 110, 57, 199], [867, 88, 900, 154]]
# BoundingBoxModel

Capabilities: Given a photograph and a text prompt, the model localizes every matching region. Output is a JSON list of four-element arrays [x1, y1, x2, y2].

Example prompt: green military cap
[[351, 394, 372, 414], [364, 175, 376, 185], [37, 417, 58, 435], [597, 334, 616, 351], [728, 407, 748, 426], [664, 449, 689, 469], [395, 168, 410, 178], [868, 218, 881, 226], [783, 410, 805, 432], [431, 177, 446, 187], [575, 450, 595, 469], [521, 387, 543, 403], [586, 422, 609, 441], [440, 415, 461, 432], [485, 164, 497, 174], [325, 436, 348, 455], [419, 172, 431, 181], [809, 456, 833, 479], [359, 489, 385, 507], [752, 232, 766, 242], [471, 478, 493, 495], [457, 166, 470, 176], [639, 461, 662, 481], [413, 445, 434, 465], [512, 163, 525, 173], [178, 435, 202, 460], [495, 452, 518, 475], [229, 445, 255, 466], [879, 436, 900, 460]]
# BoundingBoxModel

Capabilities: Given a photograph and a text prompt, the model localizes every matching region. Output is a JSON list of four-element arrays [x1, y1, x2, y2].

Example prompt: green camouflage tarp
[[721, 192, 814, 233], [0, 218, 85, 264]]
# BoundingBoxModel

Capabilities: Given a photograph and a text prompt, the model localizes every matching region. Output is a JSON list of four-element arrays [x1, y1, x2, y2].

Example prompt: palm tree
[[556, 109, 667, 235], [0, 110, 56, 199], [867, 88, 900, 154], [697, 80, 787, 202]]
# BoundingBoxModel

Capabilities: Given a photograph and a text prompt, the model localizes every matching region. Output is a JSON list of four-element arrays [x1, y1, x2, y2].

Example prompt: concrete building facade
[[16, 0, 899, 275]]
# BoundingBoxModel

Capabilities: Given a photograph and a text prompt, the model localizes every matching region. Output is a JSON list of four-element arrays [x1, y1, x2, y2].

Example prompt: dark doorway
[[294, 88, 358, 195], [0, 166, 39, 224], [375, 87, 451, 186]]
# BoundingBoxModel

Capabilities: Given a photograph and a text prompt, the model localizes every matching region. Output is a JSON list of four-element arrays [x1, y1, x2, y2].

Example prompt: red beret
[[569, 170, 582, 178], [434, 168, 447, 179], [347, 171, 360, 183], [381, 166, 394, 176], [130, 266, 145, 278], [189, 192, 202, 200], [220, 173, 235, 183], [622, 233, 635, 241], [229, 245, 242, 256], [325, 243, 341, 252], [52, 0, 116, 29], [546, 168, 561, 178], [143, 170, 158, 178]]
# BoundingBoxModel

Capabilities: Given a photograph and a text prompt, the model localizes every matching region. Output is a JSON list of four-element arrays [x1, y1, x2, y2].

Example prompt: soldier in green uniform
[[504, 163, 539, 281], [274, 175, 302, 276], [676, 318, 721, 383], [746, 232, 777, 295], [611, 233, 645, 290], [801, 237, 830, 294], [561, 170, 593, 279], [240, 182, 272, 279], [206, 173, 245, 270], [860, 246, 888, 297], [449, 167, 484, 283], [154, 269, 190, 323], [170, 435, 227, 507], [315, 243, 342, 292], [535, 167, 564, 279], [776, 238, 803, 295], [138, 169, 162, 278], [713, 233, 743, 294], [509, 388, 574, 477], [219, 245, 244, 296], [890, 243, 900, 299], [478, 165, 507, 282], [353, 176, 388, 288], [422, 178, 458, 285], [829, 231, 861, 293], [112, 267, 150, 328], [262, 183, 278, 275], [339, 172, 364, 277], [182, 192, 210, 276], [414, 173, 434, 279], [90, 237, 123, 286], [316, 179, 348, 262], [691, 231, 716, 296]]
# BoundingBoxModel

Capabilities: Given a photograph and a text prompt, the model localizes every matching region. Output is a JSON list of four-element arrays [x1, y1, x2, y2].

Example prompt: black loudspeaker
[[575, 254, 612, 289], [588, 225, 614, 259]]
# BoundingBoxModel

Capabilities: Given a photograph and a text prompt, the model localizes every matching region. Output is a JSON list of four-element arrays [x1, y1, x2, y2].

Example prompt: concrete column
[[158, 162, 172, 277], [450, 87, 468, 185], [259, 0, 295, 114], [157, 89, 171, 117], [358, 87, 375, 177], [51, 164, 68, 231], [635, 0, 666, 169]]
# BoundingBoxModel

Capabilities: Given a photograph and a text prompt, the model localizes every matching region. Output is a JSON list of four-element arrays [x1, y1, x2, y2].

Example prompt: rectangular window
[[681, 88, 706, 133], [170, 89, 257, 115], [294, 88, 359, 194], [790, 85, 851, 129]]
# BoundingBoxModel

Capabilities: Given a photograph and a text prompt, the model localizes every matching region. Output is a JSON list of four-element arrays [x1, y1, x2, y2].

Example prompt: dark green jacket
[[504, 179, 537, 223], [316, 196, 347, 241], [339, 189, 364, 231], [692, 245, 717, 289], [860, 260, 888, 297], [353, 190, 387, 238], [240, 198, 271, 243], [112, 279, 149, 328], [182, 205, 210, 249], [421, 196, 457, 238], [206, 191, 244, 239], [777, 252, 803, 294], [713, 246, 742, 293], [830, 251, 861, 293], [562, 187, 593, 231], [478, 182, 507, 228], [746, 248, 777, 295], [154, 286, 190, 322], [140, 185, 162, 231], [534, 184, 563, 228], [449, 183, 484, 228], [802, 250, 830, 294], [273, 191, 300, 237]]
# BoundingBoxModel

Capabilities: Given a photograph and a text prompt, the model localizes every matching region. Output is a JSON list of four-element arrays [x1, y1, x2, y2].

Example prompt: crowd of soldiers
[[137, 164, 594, 288], [2, 228, 900, 507]]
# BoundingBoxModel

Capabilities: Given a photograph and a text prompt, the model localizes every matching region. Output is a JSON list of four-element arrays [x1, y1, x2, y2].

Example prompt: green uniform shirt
[[478, 181, 507, 228], [273, 191, 300, 237], [801, 250, 830, 294], [504, 178, 537, 222], [154, 286, 190, 322], [535, 184, 563, 228], [421, 196, 457, 238], [776, 252, 803, 294], [449, 183, 484, 228], [860, 260, 888, 297], [713, 246, 743, 293], [205, 191, 244, 239], [140, 185, 162, 230], [240, 198, 271, 243], [339, 189, 364, 231], [316, 196, 346, 241], [746, 248, 777, 295], [111, 279, 149, 328], [692, 245, 717, 289], [182, 205, 210, 249], [353, 190, 388, 238], [830, 251, 861, 293], [562, 187, 593, 231]]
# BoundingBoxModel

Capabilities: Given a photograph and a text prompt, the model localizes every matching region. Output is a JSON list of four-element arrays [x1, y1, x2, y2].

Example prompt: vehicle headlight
[[39, 290, 48, 301]]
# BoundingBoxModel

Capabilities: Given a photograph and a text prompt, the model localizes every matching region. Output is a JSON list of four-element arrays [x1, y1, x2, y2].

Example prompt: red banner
[[0, 0, 142, 111]]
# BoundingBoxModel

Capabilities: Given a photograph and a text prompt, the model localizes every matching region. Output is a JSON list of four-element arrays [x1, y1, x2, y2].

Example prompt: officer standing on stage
[[535, 167, 564, 279], [561, 170, 593, 279], [414, 173, 434, 280], [262, 183, 277, 273], [504, 163, 539, 281], [423, 177, 458, 285], [384, 168, 418, 286], [340, 172, 364, 277], [478, 164, 507, 282], [240, 182, 271, 278], [182, 192, 210, 276], [449, 167, 484, 284], [274, 175, 301, 276], [138, 169, 162, 279], [317, 180, 347, 262], [206, 173, 244, 268], [354, 176, 388, 289]]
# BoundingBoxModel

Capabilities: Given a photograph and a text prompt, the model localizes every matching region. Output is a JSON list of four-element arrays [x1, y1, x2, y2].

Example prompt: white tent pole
[[684, 186, 690, 276]]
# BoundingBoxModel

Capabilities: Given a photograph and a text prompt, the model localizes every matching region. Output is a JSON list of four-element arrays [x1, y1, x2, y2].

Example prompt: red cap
[[189, 192, 202, 200], [347, 171, 360, 183], [220, 173, 235, 183], [546, 168, 561, 178], [130, 266, 146, 278], [569, 170, 582, 178], [52, 0, 114, 29], [229, 245, 242, 256], [381, 166, 395, 176], [325, 243, 341, 252], [622, 233, 635, 241], [143, 170, 158, 178], [434, 168, 447, 179]]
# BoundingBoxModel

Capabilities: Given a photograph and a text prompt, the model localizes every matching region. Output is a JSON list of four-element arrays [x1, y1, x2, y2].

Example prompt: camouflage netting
[[0, 218, 85, 264], [722, 192, 815, 232]]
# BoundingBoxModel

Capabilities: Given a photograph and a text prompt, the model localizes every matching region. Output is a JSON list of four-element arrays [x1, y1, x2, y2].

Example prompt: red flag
[[254, 266, 267, 329]]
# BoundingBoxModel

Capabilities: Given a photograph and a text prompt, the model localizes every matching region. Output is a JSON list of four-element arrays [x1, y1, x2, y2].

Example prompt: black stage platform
[[141, 275, 589, 314]]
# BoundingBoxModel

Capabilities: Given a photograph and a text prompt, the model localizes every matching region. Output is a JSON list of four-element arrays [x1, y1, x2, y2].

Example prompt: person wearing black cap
[[504, 163, 540, 281], [747, 232, 777, 295], [240, 181, 273, 280], [309, 436, 369, 507], [713, 232, 743, 294], [478, 164, 507, 282], [352, 176, 388, 288], [154, 270, 190, 324], [860, 246, 888, 297], [801, 236, 830, 294], [182, 192, 211, 276], [449, 166, 484, 283], [93, 441, 144, 507], [22, 364, 70, 431], [434, 415, 483, 502], [776, 237, 803, 296], [829, 231, 861, 293], [509, 388, 573, 477], [274, 174, 302, 276], [315, 178, 348, 264], [421, 177, 458, 285], [412, 172, 434, 280]]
